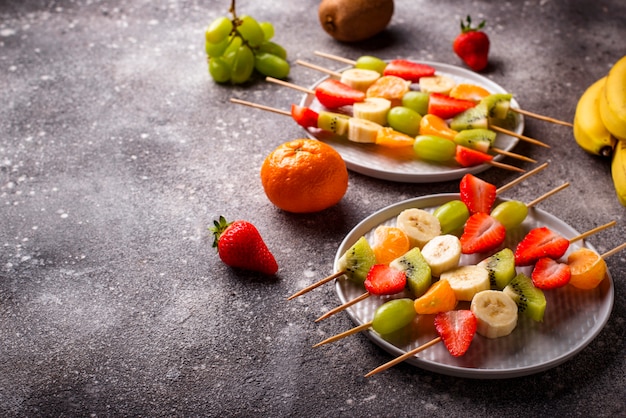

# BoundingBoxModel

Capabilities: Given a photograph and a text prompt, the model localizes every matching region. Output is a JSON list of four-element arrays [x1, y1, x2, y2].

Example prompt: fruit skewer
[[285, 163, 548, 301], [265, 76, 550, 149], [230, 97, 531, 169], [312, 50, 573, 128]]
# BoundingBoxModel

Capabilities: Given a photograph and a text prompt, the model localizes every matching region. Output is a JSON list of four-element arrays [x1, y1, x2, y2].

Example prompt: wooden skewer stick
[[496, 162, 549, 195], [364, 337, 443, 378], [491, 147, 537, 163], [229, 98, 291, 117], [314, 292, 371, 322], [286, 271, 345, 300], [313, 51, 573, 128], [525, 182, 570, 208], [601, 241, 626, 259], [570, 220, 616, 244], [312, 322, 372, 347], [296, 59, 341, 78]]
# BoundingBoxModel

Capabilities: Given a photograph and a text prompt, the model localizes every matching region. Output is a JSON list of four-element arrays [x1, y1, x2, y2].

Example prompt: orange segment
[[413, 279, 457, 314], [366, 75, 411, 107], [372, 225, 411, 265], [567, 247, 608, 289], [419, 114, 458, 140], [449, 83, 491, 103], [376, 127, 416, 148]]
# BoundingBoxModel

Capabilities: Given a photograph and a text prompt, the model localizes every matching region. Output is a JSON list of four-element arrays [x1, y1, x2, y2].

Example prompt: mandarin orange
[[567, 247, 608, 289], [372, 225, 411, 265], [260, 139, 348, 213]]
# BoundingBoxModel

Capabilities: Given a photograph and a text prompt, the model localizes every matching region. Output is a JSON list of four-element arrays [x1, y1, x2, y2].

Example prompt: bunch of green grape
[[205, 13, 290, 84]]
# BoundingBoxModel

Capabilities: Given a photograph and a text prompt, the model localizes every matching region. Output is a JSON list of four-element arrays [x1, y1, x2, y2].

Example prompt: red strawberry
[[364, 264, 407, 295], [291, 104, 319, 129], [210, 216, 278, 275], [459, 173, 496, 214], [427, 93, 476, 120], [434, 310, 477, 357], [382, 59, 436, 83], [460, 212, 506, 254], [455, 145, 493, 167], [314, 79, 365, 109], [531, 257, 571, 289], [453, 15, 490, 72], [514, 227, 570, 266]]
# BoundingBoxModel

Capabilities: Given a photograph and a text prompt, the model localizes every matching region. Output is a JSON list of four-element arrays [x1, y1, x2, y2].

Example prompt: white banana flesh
[[611, 139, 626, 207], [470, 290, 518, 339], [347, 118, 381, 143], [353, 97, 391, 126], [600, 55, 626, 141], [396, 208, 442, 249], [573, 77, 616, 157], [419, 75, 456, 95], [440, 265, 490, 301], [340, 68, 381, 92], [420, 234, 462, 277]]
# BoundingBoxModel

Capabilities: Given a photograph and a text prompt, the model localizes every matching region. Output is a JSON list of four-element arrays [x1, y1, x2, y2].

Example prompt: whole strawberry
[[453, 15, 490, 72], [210, 216, 278, 275]]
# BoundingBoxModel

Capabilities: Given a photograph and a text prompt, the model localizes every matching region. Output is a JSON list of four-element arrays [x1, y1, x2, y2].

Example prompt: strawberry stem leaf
[[209, 216, 232, 248], [460, 15, 486, 33]]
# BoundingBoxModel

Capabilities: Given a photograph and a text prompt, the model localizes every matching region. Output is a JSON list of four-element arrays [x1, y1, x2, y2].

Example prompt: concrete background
[[1, 0, 624, 416]]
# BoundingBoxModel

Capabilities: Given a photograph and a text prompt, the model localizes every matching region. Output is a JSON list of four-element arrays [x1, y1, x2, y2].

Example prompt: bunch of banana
[[573, 55, 626, 206]]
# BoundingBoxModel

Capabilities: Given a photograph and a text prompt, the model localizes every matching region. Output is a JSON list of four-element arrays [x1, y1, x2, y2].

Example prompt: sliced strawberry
[[427, 93, 476, 120], [364, 264, 407, 295], [434, 310, 477, 357], [290, 104, 319, 129], [314, 79, 365, 109], [531, 257, 571, 289], [455, 145, 493, 167], [460, 213, 506, 254], [514, 227, 570, 266], [459, 173, 496, 214], [382, 59, 436, 83]]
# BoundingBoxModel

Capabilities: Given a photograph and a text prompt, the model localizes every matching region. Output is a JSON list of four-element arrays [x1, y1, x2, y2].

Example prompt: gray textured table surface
[[1, 1, 625, 416]]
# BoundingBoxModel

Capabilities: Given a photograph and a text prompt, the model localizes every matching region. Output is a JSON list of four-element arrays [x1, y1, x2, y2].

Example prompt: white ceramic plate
[[333, 194, 614, 379], [299, 61, 524, 183]]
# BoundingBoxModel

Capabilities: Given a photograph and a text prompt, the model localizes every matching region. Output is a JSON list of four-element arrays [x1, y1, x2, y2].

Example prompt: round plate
[[333, 194, 614, 379], [299, 61, 524, 183]]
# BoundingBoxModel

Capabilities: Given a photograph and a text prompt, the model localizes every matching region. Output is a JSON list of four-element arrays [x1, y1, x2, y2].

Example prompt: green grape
[[206, 16, 232, 44], [259, 21, 274, 41], [254, 52, 290, 79], [257, 40, 287, 60], [402, 91, 430, 116], [371, 298, 416, 336], [490, 200, 528, 230], [208, 57, 231, 83], [237, 15, 264, 47], [433, 200, 470, 235], [413, 135, 456, 162], [205, 38, 229, 58], [355, 55, 387, 74], [222, 36, 242, 65], [387, 106, 422, 137], [230, 45, 255, 84]]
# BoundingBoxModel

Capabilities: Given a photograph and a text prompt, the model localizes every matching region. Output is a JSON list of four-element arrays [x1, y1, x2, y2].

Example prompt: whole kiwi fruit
[[318, 0, 394, 42]]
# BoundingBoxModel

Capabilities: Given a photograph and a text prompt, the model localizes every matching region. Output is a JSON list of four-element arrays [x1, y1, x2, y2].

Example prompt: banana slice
[[470, 290, 518, 338], [419, 75, 457, 95], [420, 234, 462, 277], [353, 97, 391, 126], [396, 208, 441, 249], [440, 265, 490, 301], [347, 118, 382, 143], [340, 68, 381, 92]]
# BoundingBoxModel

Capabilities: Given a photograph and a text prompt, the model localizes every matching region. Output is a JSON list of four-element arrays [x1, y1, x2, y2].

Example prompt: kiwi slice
[[389, 247, 432, 298], [336, 236, 376, 285], [503, 273, 546, 322], [318, 111, 350, 135], [453, 128, 497, 153], [480, 93, 513, 119], [450, 103, 489, 131], [478, 248, 516, 290]]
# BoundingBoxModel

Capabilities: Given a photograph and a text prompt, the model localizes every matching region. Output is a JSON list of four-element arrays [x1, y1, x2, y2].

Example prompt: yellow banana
[[573, 77, 616, 157], [611, 139, 626, 207], [600, 55, 626, 141]]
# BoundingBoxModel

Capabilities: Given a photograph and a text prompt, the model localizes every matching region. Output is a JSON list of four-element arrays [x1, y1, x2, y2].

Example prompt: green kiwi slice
[[503, 273, 547, 322], [336, 236, 376, 285], [478, 248, 516, 290], [389, 247, 432, 298]]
